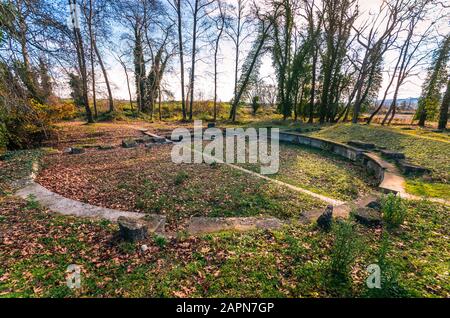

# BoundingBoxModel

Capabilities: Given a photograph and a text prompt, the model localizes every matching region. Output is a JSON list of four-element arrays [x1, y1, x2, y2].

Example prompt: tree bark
[[158, 86, 162, 121], [308, 47, 318, 123], [70, 0, 93, 123], [88, 0, 97, 118], [438, 79, 450, 130], [188, 0, 200, 121], [93, 40, 114, 112], [175, 0, 187, 121]]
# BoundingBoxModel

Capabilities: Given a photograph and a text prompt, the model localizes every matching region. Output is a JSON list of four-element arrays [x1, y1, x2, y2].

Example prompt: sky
[[57, 0, 450, 103]]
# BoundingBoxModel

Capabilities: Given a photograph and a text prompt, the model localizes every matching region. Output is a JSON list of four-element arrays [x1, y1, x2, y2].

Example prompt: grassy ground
[[0, 194, 448, 298], [308, 124, 450, 199], [36, 145, 325, 231], [1, 121, 448, 298], [237, 143, 375, 201], [273, 144, 376, 202]]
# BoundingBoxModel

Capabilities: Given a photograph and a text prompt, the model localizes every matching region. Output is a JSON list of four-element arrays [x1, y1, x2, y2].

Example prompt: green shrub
[[0, 99, 57, 149], [381, 194, 407, 228], [329, 221, 361, 282], [97, 110, 127, 122], [25, 194, 41, 210], [154, 235, 167, 249], [364, 232, 410, 298], [174, 171, 189, 185]]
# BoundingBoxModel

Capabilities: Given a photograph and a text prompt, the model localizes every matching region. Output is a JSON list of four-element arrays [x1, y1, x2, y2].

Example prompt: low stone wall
[[165, 128, 390, 189], [277, 132, 387, 186], [153, 128, 402, 195]]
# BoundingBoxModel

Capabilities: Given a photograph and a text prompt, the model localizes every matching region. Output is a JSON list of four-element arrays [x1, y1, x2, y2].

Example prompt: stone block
[[347, 140, 376, 150], [118, 217, 148, 242], [380, 150, 406, 160], [122, 139, 138, 148], [353, 208, 382, 227]]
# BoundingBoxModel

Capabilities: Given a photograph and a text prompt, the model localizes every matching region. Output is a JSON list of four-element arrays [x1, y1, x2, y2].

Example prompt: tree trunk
[[93, 40, 114, 112], [230, 24, 272, 122], [438, 79, 450, 130], [88, 0, 97, 118], [418, 107, 427, 127], [213, 19, 224, 122], [233, 9, 242, 118], [176, 1, 187, 121], [308, 47, 318, 123], [70, 0, 93, 123], [382, 87, 399, 125], [188, 0, 200, 121], [133, 26, 146, 113], [17, 4, 42, 103], [158, 88, 162, 121]]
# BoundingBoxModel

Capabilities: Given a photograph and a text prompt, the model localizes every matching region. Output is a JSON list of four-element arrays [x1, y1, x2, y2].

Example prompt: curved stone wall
[[277, 132, 404, 195]]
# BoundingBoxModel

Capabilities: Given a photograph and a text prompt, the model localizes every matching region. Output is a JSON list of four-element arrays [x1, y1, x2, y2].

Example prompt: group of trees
[[0, 0, 449, 145], [416, 35, 450, 129], [264, 0, 448, 127], [0, 0, 64, 148]]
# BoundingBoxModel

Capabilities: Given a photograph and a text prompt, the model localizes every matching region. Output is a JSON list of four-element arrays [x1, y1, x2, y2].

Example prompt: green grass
[[405, 179, 450, 199], [1, 194, 448, 298], [308, 124, 450, 199], [394, 126, 450, 143], [131, 165, 324, 222], [310, 124, 450, 182], [241, 143, 375, 201]]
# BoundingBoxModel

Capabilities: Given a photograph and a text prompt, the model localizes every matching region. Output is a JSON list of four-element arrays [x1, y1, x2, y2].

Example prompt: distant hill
[[378, 97, 419, 110]]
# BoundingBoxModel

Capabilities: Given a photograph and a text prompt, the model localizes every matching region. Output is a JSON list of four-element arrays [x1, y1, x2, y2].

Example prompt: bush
[[0, 98, 63, 150], [154, 235, 167, 249], [364, 232, 410, 298], [381, 194, 407, 228], [329, 221, 361, 282], [50, 99, 78, 121], [97, 110, 127, 122], [174, 171, 189, 185]]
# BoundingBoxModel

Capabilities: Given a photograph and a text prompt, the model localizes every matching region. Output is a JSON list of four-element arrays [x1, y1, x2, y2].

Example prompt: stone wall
[[277, 132, 386, 185], [174, 128, 389, 189]]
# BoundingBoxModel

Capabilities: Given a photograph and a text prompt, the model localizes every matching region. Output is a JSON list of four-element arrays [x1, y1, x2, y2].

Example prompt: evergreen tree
[[38, 57, 52, 104], [68, 73, 85, 109], [416, 35, 450, 127]]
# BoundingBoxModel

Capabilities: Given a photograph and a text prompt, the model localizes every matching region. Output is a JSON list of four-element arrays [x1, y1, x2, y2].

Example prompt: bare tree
[[114, 53, 134, 112], [209, 0, 227, 122], [114, 0, 146, 112], [229, 1, 281, 122], [143, 16, 175, 117], [187, 0, 214, 120], [227, 0, 252, 114], [351, 0, 410, 123], [167, 0, 187, 120], [86, 0, 98, 118], [380, 5, 434, 125], [115, 0, 172, 115], [69, 0, 93, 123]]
